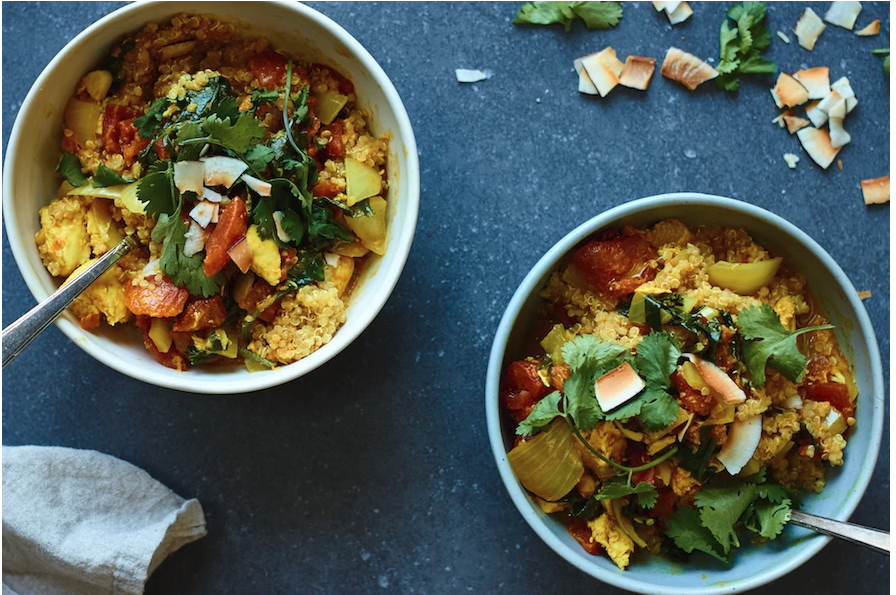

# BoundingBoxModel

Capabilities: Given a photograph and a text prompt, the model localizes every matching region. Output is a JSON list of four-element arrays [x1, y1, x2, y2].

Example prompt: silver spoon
[[2, 235, 139, 368], [790, 510, 889, 555]]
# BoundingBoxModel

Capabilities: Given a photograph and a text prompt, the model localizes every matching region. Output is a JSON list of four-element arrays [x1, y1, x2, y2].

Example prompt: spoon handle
[[790, 510, 889, 555], [2, 235, 139, 369]]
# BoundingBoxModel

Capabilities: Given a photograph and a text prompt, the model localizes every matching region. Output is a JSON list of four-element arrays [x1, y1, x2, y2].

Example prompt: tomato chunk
[[135, 316, 188, 371], [118, 118, 150, 166], [647, 489, 676, 519], [322, 121, 345, 159], [155, 137, 171, 160], [172, 296, 227, 332], [237, 278, 281, 322], [102, 104, 137, 154], [803, 382, 855, 418], [203, 197, 248, 277], [311, 178, 340, 198], [124, 275, 189, 318], [573, 234, 657, 297], [568, 519, 603, 555], [248, 50, 287, 89], [504, 360, 549, 403], [672, 370, 715, 416]]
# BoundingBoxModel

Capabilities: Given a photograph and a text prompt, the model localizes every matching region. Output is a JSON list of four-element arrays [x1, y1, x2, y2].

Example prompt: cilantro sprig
[[513, 1, 623, 32], [737, 304, 833, 387], [56, 152, 88, 187], [92, 163, 134, 187], [715, 2, 777, 92]]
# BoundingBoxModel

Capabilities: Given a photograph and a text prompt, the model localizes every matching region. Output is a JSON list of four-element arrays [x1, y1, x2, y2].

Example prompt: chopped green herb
[[151, 207, 224, 297], [134, 97, 170, 138], [241, 348, 277, 372], [251, 87, 280, 106], [56, 152, 89, 187], [593, 477, 658, 509], [666, 506, 731, 563], [694, 483, 757, 554], [137, 161, 179, 218], [871, 49, 890, 75], [516, 391, 563, 436], [715, 2, 776, 92], [634, 332, 681, 390], [92, 163, 134, 187], [513, 1, 623, 32]]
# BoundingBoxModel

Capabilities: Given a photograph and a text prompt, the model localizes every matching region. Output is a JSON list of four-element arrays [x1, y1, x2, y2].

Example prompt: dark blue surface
[[2, 2, 889, 594]]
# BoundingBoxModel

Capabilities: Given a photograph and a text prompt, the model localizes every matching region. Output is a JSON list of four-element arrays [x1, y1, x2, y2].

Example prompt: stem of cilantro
[[565, 416, 678, 476], [283, 61, 303, 156], [793, 324, 835, 336]]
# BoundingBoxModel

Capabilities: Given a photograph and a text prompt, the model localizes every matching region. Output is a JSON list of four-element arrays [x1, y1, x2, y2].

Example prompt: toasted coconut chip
[[652, 1, 682, 13], [816, 89, 844, 114], [661, 47, 719, 91], [772, 110, 791, 128], [795, 8, 826, 50], [828, 98, 847, 119], [770, 88, 784, 109], [666, 1, 693, 25], [574, 55, 599, 95], [861, 176, 889, 205], [777, 31, 791, 43], [857, 290, 873, 299], [829, 115, 851, 148], [797, 127, 841, 169], [824, 0, 862, 30], [784, 115, 811, 134], [773, 72, 809, 107], [619, 56, 657, 90], [805, 100, 828, 127], [455, 69, 488, 83], [793, 67, 830, 99], [581, 48, 624, 97], [831, 76, 857, 112], [856, 19, 880, 36], [783, 153, 800, 169]]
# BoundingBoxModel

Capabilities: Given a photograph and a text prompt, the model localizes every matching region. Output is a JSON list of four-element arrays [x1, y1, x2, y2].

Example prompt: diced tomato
[[62, 136, 79, 153], [797, 437, 823, 460], [313, 63, 354, 95], [626, 443, 650, 467], [203, 197, 248, 277], [672, 370, 715, 416], [248, 50, 288, 89], [550, 364, 570, 391], [803, 382, 855, 418], [79, 313, 101, 331], [567, 519, 602, 555], [118, 118, 150, 166], [279, 248, 298, 283], [311, 178, 340, 198], [715, 326, 737, 373], [508, 400, 538, 423], [306, 95, 319, 116], [505, 361, 549, 403], [322, 121, 345, 159], [171, 331, 193, 354], [124, 275, 189, 318], [573, 233, 658, 297], [632, 466, 656, 487], [135, 316, 188, 371], [237, 278, 281, 323], [102, 104, 137, 154], [155, 137, 171, 160], [172, 296, 227, 332]]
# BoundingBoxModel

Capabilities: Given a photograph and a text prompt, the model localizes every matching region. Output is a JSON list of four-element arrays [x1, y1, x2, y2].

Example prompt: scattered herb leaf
[[56, 152, 89, 187]]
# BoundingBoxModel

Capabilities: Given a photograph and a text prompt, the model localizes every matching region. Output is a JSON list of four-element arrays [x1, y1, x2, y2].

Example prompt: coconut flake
[[210, 203, 220, 224], [794, 8, 826, 50], [816, 89, 844, 115], [189, 201, 216, 229], [173, 161, 205, 194], [855, 19, 880, 36], [831, 77, 857, 112], [272, 211, 292, 243], [660, 47, 719, 91], [797, 127, 841, 169], [242, 174, 272, 197], [772, 112, 788, 128], [455, 69, 488, 83], [717, 416, 762, 475], [773, 73, 809, 107], [784, 114, 811, 134], [777, 31, 791, 43], [595, 362, 646, 411], [202, 156, 248, 188], [783, 153, 801, 169], [666, 1, 692, 25], [619, 56, 657, 90], [581, 48, 624, 97], [793, 67, 830, 99], [202, 187, 225, 203], [829, 115, 851, 148], [770, 88, 784, 109], [573, 54, 599, 95], [824, 1, 862, 30], [805, 99, 829, 127], [861, 176, 889, 204], [183, 220, 209, 257], [652, 1, 682, 12]]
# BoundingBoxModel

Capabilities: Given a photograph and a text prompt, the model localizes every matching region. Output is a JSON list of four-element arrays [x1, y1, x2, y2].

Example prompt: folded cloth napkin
[[2, 446, 207, 595]]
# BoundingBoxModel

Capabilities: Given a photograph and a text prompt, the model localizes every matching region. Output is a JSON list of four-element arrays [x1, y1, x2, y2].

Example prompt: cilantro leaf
[[737, 53, 776, 75], [562, 334, 627, 373], [137, 161, 178, 218], [561, 335, 627, 430], [750, 499, 792, 539], [244, 144, 277, 172], [719, 21, 739, 63], [593, 478, 658, 509], [634, 333, 680, 389], [201, 113, 267, 154], [308, 200, 354, 250], [677, 426, 719, 482], [666, 506, 731, 563], [694, 483, 757, 554], [286, 249, 326, 288], [516, 391, 563, 436], [151, 209, 224, 297], [92, 163, 134, 187], [738, 304, 833, 387], [278, 209, 306, 246], [251, 87, 280, 106], [602, 392, 645, 422], [56, 152, 88, 187], [134, 97, 170, 138], [714, 2, 776, 92], [513, 1, 622, 32], [638, 386, 680, 432]]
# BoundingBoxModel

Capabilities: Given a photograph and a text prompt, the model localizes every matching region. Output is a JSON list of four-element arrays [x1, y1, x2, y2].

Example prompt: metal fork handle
[[2, 235, 139, 369], [790, 510, 889, 555]]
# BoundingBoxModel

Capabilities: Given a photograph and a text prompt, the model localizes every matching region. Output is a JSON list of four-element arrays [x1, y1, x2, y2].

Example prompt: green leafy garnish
[[634, 332, 681, 389], [199, 113, 267, 154], [56, 152, 89, 187], [871, 49, 890, 75], [677, 425, 719, 482], [715, 2, 776, 92], [151, 207, 224, 297], [251, 87, 280, 106], [244, 144, 277, 172], [593, 477, 658, 509], [561, 335, 626, 430], [694, 484, 757, 554], [240, 348, 278, 371], [137, 161, 179, 218], [637, 387, 681, 432], [186, 344, 219, 366], [666, 507, 731, 563], [516, 391, 563, 436], [92, 163, 134, 187], [513, 1, 623, 32], [134, 97, 170, 138], [746, 499, 792, 539], [737, 303, 833, 387]]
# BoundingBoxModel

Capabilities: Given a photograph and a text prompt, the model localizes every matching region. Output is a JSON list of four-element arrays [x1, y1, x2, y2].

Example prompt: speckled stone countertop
[[2, 2, 889, 594]]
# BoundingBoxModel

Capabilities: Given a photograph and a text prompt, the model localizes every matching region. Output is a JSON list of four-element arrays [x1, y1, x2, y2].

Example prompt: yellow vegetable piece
[[657, 461, 673, 486], [86, 200, 125, 249], [680, 361, 708, 391], [540, 324, 574, 364], [56, 181, 75, 200], [148, 319, 172, 353], [119, 182, 146, 215], [507, 418, 584, 502], [246, 225, 281, 285], [233, 272, 256, 305], [317, 90, 348, 125], [83, 70, 113, 102], [344, 196, 387, 255], [68, 184, 126, 200], [63, 97, 102, 147], [707, 257, 783, 295], [324, 253, 355, 296], [610, 499, 647, 548], [738, 458, 762, 477], [706, 400, 736, 425], [330, 240, 370, 258], [345, 158, 382, 205]]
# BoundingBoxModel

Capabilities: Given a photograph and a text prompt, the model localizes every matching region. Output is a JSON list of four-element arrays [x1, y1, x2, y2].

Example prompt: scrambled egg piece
[[588, 513, 635, 570], [576, 422, 627, 480], [246, 225, 281, 285], [86, 200, 124, 255], [670, 465, 701, 498], [35, 196, 92, 277], [535, 498, 568, 514], [64, 261, 131, 328]]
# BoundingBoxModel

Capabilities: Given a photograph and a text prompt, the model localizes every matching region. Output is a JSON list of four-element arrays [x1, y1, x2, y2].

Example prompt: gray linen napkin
[[2, 446, 207, 595]]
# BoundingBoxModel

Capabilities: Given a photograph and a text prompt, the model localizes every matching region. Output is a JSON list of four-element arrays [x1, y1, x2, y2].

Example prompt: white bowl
[[3, 1, 419, 394], [486, 194, 883, 594]]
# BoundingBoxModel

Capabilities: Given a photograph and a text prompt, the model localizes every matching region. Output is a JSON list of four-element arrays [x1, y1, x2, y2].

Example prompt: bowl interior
[[4, 1, 418, 393], [487, 195, 883, 595]]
